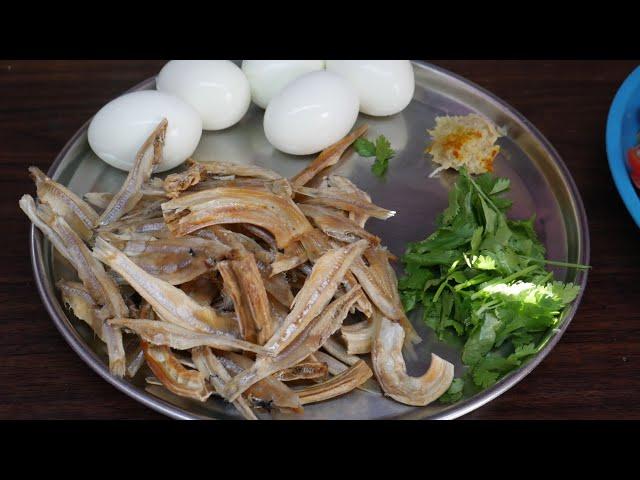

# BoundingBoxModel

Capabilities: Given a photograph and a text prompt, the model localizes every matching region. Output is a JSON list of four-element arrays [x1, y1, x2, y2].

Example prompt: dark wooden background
[[1, 60, 638, 420]]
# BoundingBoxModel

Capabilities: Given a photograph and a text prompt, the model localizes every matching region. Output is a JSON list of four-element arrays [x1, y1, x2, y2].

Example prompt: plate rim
[[29, 61, 590, 420], [606, 65, 640, 228]]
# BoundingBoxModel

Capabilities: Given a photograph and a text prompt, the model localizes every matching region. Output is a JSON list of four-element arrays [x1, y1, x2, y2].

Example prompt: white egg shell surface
[[241, 60, 325, 109], [88, 90, 203, 173], [263, 71, 359, 156], [325, 60, 415, 117], [157, 60, 251, 131]]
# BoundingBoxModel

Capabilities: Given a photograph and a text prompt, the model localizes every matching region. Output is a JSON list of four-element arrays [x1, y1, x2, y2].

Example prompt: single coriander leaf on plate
[[375, 135, 395, 162], [369, 135, 395, 177], [372, 157, 389, 177], [353, 137, 376, 157]]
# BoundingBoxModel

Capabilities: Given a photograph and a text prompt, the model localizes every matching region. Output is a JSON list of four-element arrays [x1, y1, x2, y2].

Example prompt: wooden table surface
[[1, 60, 638, 420]]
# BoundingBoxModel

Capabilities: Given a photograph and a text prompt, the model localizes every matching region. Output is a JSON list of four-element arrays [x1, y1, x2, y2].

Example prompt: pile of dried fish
[[20, 120, 454, 419]]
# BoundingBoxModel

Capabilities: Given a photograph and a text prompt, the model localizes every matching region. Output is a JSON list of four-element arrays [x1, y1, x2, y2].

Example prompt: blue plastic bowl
[[606, 65, 640, 228]]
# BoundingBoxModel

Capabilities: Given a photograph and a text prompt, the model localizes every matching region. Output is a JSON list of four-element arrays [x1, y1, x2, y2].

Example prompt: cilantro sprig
[[354, 135, 395, 177], [398, 168, 589, 402]]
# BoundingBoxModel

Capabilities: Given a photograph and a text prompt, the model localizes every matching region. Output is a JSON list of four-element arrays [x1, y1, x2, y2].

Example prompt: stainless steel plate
[[30, 61, 589, 420]]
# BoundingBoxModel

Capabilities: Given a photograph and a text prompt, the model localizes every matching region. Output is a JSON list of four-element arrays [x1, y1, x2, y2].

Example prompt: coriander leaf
[[422, 298, 441, 330], [398, 267, 433, 290], [432, 278, 449, 302], [507, 342, 537, 363], [370, 135, 395, 177], [375, 135, 395, 162], [508, 215, 537, 239], [453, 290, 472, 324], [511, 332, 537, 349], [476, 352, 518, 373], [471, 255, 497, 271], [447, 259, 461, 275], [439, 378, 464, 404], [491, 196, 513, 212], [470, 226, 483, 252], [356, 135, 395, 178], [551, 282, 581, 305], [353, 138, 376, 157], [459, 191, 475, 227], [490, 177, 511, 195], [449, 271, 468, 284], [442, 317, 465, 336], [480, 197, 497, 233], [475, 173, 498, 195], [486, 246, 522, 275], [442, 183, 461, 224], [494, 216, 512, 244], [400, 290, 418, 312], [462, 313, 500, 365], [371, 157, 389, 177], [494, 311, 526, 347], [439, 328, 467, 348], [423, 277, 445, 292], [410, 224, 475, 252], [405, 261, 429, 274], [472, 367, 500, 389], [403, 250, 460, 267], [441, 290, 454, 320]]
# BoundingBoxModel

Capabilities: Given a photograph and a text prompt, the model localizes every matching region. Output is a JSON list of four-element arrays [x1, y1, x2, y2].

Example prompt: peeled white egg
[[241, 60, 325, 109], [88, 90, 202, 173], [325, 60, 415, 117], [156, 60, 251, 131], [264, 71, 359, 156]]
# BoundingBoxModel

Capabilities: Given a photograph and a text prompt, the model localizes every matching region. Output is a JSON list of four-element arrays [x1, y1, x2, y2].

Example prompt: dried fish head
[[29, 166, 98, 242], [98, 118, 168, 226]]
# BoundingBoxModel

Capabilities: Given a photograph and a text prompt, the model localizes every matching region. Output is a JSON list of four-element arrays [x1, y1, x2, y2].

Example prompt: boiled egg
[[88, 90, 202, 173], [263, 71, 359, 156], [156, 60, 251, 131], [241, 60, 325, 109], [325, 60, 415, 116]]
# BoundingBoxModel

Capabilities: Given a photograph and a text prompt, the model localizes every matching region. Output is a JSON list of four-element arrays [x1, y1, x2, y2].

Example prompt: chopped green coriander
[[398, 168, 588, 401]]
